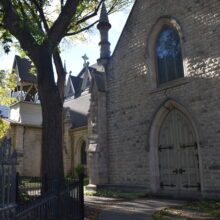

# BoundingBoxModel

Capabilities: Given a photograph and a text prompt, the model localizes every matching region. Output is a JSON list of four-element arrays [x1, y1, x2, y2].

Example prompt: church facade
[[3, 0, 220, 199], [88, 0, 220, 199]]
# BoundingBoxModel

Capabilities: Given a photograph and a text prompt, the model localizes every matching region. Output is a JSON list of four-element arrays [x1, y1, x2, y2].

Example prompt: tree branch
[[23, 0, 42, 30], [46, 0, 80, 52], [66, 20, 99, 36], [53, 50, 66, 102], [17, 0, 27, 20], [76, 0, 103, 25], [0, 0, 39, 61], [32, 0, 49, 32]]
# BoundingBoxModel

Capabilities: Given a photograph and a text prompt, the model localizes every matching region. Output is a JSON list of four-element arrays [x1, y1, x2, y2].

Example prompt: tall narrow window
[[80, 141, 87, 165], [156, 27, 184, 84]]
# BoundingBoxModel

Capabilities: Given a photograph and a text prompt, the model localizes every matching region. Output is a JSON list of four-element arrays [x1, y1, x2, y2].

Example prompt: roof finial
[[82, 54, 89, 67]]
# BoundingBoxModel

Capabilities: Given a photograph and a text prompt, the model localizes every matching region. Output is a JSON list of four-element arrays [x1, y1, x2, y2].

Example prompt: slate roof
[[91, 70, 106, 92], [64, 93, 91, 129], [14, 55, 37, 83], [69, 64, 98, 97], [69, 75, 83, 96], [77, 65, 97, 78]]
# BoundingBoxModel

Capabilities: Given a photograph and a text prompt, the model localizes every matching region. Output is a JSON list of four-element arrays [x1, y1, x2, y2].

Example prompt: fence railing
[[16, 175, 42, 205], [0, 137, 84, 219], [0, 138, 17, 220], [15, 175, 84, 220]]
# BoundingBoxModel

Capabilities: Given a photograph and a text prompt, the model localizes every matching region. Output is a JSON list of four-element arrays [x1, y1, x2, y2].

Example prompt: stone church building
[[87, 0, 220, 199], [4, 0, 220, 199]]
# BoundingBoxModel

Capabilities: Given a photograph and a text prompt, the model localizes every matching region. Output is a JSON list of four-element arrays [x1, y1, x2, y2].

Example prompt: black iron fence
[[15, 175, 84, 220], [0, 138, 84, 220], [0, 138, 17, 220], [16, 175, 42, 205]]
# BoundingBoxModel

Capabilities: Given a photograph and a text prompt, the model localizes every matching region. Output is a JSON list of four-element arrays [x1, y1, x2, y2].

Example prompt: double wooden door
[[158, 109, 200, 192]]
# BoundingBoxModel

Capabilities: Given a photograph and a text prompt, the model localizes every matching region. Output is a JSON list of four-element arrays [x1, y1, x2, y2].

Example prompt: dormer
[[64, 55, 97, 99], [65, 75, 76, 98]]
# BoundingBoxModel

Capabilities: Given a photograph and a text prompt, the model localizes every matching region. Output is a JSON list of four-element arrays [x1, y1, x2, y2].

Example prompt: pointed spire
[[97, 1, 111, 61], [98, 1, 111, 28], [100, 1, 110, 24]]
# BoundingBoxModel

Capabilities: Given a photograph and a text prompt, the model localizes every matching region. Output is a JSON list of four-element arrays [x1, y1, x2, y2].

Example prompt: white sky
[[0, 4, 133, 76]]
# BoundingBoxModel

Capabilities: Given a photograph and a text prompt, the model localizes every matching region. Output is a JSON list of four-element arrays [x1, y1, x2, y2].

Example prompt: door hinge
[[179, 168, 186, 174], [183, 183, 201, 191], [172, 168, 186, 174], [173, 169, 178, 174], [159, 145, 173, 152], [180, 142, 197, 149], [160, 182, 176, 189]]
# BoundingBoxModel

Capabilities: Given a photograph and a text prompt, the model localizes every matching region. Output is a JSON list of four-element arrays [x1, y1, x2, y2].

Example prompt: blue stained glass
[[156, 27, 184, 84]]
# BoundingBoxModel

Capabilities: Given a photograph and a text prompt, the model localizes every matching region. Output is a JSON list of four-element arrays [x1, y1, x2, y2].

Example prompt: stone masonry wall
[[12, 124, 73, 177], [88, 83, 109, 186], [106, 0, 220, 196], [23, 127, 42, 176]]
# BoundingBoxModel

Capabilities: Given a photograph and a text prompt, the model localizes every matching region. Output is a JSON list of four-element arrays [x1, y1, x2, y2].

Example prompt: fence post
[[54, 179, 61, 220], [79, 174, 84, 220], [15, 172, 19, 204]]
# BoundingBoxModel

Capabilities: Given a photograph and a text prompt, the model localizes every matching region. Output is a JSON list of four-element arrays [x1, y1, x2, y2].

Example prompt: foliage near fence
[[0, 138, 84, 220], [15, 175, 84, 220]]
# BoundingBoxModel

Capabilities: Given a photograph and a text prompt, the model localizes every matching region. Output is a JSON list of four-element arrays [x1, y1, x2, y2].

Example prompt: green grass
[[85, 189, 147, 199], [184, 200, 220, 210], [153, 200, 220, 220], [83, 177, 89, 186]]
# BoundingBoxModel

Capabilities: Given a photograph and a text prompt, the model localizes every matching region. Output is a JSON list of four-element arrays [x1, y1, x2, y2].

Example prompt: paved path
[[85, 196, 186, 220]]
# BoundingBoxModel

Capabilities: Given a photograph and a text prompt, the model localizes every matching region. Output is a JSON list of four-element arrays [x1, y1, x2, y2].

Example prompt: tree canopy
[[0, 0, 133, 55], [0, 70, 16, 139]]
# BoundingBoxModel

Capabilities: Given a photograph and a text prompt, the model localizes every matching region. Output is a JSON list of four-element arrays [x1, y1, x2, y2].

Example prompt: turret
[[97, 1, 111, 61]]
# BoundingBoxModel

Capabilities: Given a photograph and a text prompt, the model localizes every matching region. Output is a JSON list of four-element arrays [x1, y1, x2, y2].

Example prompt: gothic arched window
[[80, 141, 87, 165], [156, 27, 184, 84]]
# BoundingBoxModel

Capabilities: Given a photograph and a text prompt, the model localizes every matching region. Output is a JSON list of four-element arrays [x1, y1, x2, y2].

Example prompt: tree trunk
[[36, 49, 64, 192]]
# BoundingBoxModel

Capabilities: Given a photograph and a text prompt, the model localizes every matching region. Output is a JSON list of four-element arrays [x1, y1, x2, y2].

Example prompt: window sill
[[149, 77, 189, 94]]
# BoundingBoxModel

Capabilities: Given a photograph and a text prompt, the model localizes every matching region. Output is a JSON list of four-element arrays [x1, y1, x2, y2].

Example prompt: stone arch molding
[[74, 136, 88, 166], [146, 16, 186, 89], [148, 99, 203, 194], [74, 136, 88, 154]]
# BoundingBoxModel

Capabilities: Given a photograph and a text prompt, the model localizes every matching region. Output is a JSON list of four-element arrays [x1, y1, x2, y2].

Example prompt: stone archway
[[74, 137, 88, 171], [149, 100, 202, 196]]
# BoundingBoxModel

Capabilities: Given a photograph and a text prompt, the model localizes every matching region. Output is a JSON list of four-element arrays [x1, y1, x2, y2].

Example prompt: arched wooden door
[[158, 108, 200, 192]]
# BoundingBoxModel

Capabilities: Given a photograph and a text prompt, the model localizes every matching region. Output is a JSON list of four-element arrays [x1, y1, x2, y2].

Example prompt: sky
[[0, 3, 133, 76]]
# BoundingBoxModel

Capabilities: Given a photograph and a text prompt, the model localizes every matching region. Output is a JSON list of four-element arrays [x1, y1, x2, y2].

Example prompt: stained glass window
[[156, 27, 184, 84]]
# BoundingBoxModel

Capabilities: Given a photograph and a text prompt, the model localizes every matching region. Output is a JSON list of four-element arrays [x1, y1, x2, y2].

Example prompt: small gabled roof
[[77, 65, 97, 78], [64, 93, 90, 129], [13, 55, 37, 83], [69, 75, 83, 96], [91, 70, 106, 92], [67, 63, 98, 98]]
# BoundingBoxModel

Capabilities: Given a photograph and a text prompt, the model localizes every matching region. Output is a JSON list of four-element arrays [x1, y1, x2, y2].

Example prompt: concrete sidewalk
[[85, 196, 186, 220]]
